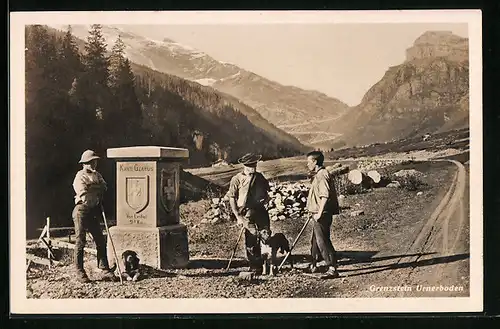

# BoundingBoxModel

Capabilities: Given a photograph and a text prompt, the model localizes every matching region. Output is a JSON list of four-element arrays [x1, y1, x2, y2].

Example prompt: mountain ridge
[[49, 24, 349, 145], [43, 25, 308, 159], [332, 31, 469, 148]]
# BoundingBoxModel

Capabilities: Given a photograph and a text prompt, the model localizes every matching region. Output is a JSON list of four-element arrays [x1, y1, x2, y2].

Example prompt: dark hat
[[237, 153, 262, 166]]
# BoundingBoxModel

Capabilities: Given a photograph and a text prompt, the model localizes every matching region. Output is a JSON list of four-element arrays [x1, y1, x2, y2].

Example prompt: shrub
[[397, 174, 425, 191], [334, 175, 366, 196]]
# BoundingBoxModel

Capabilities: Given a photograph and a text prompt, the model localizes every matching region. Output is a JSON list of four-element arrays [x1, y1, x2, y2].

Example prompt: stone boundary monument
[[106, 146, 190, 269]]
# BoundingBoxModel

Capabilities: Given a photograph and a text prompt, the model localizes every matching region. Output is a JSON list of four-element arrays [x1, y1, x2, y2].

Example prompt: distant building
[[423, 133, 432, 141]]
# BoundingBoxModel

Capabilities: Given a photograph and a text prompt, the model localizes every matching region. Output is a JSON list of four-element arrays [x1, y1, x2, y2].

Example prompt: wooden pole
[[47, 217, 51, 269], [37, 224, 48, 243], [278, 216, 312, 272], [226, 226, 244, 271], [101, 205, 123, 285]]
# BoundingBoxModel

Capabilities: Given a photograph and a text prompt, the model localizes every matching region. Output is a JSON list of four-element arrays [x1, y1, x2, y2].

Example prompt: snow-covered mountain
[[52, 24, 349, 146]]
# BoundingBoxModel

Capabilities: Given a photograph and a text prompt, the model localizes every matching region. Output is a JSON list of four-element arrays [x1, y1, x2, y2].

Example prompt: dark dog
[[121, 250, 141, 282], [258, 228, 292, 276]]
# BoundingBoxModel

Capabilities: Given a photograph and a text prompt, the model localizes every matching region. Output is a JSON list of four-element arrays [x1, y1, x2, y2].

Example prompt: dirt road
[[302, 159, 470, 298], [188, 157, 470, 298]]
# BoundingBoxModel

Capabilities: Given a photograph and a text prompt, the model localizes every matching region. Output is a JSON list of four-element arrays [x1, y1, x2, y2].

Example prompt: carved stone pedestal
[[105, 146, 190, 269]]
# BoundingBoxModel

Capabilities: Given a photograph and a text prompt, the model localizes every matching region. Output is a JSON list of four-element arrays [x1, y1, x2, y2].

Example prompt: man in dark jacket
[[227, 153, 270, 273]]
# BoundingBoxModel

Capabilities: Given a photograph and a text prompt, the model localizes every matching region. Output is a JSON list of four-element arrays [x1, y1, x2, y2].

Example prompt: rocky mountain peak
[[406, 31, 468, 63]]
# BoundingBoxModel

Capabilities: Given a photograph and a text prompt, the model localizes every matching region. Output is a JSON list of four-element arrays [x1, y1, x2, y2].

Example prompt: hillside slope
[[332, 31, 469, 148], [25, 25, 307, 237], [53, 24, 349, 144], [46, 25, 307, 162]]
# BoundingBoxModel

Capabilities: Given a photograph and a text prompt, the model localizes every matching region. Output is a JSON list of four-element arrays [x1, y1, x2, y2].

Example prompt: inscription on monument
[[116, 161, 156, 227], [119, 163, 154, 172]]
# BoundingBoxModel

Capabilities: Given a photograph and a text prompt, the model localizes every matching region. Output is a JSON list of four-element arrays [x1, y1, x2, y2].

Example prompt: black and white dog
[[121, 250, 141, 282], [258, 228, 292, 276]]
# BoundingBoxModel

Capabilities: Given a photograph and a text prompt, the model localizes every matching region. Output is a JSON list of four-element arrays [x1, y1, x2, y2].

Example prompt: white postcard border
[[9, 9, 483, 314]]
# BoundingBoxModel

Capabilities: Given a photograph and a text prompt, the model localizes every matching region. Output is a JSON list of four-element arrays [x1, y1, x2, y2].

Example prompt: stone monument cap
[[107, 146, 189, 159]]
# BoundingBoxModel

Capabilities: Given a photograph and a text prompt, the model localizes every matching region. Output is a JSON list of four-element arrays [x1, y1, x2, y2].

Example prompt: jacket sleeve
[[227, 175, 239, 199], [316, 171, 331, 199], [73, 171, 87, 196], [97, 172, 107, 191]]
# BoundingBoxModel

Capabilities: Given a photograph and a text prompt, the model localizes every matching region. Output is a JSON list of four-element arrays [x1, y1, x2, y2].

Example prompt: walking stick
[[226, 172, 257, 271], [226, 226, 245, 271], [101, 204, 123, 285], [278, 215, 313, 272]]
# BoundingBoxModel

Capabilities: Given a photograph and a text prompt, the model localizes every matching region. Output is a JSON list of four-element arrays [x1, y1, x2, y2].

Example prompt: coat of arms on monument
[[160, 168, 177, 213], [125, 176, 150, 213]]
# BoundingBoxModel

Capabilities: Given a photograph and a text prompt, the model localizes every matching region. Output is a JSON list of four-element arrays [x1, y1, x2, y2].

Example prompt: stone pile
[[266, 182, 309, 222], [394, 169, 424, 178], [202, 196, 233, 224], [202, 181, 312, 224], [357, 159, 409, 171]]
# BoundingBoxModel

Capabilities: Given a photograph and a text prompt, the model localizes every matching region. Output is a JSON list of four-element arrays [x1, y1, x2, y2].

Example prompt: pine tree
[[70, 24, 112, 149], [83, 24, 109, 87], [108, 35, 126, 89], [58, 25, 83, 90], [75, 24, 111, 120], [108, 35, 143, 145]]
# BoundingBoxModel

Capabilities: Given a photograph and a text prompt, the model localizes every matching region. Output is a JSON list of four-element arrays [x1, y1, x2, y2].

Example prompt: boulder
[[269, 209, 280, 216], [338, 195, 347, 208], [387, 181, 401, 188], [350, 210, 365, 217], [204, 209, 214, 219], [238, 272, 255, 281], [394, 169, 424, 178]]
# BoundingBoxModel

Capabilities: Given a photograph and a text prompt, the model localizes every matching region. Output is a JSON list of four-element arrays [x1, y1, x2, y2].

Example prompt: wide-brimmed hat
[[237, 153, 262, 166], [79, 150, 100, 164]]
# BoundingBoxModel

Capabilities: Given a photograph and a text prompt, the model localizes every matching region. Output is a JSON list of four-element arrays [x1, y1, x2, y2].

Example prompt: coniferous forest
[[25, 24, 304, 237]]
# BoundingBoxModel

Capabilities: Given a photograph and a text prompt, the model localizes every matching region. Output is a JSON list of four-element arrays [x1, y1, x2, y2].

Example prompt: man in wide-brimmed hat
[[227, 153, 270, 274], [71, 150, 115, 283]]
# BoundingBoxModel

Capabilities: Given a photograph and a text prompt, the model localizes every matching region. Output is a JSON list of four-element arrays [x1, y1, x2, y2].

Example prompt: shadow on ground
[[153, 251, 466, 280], [139, 265, 177, 279], [340, 253, 469, 277], [188, 258, 248, 270], [337, 250, 437, 266]]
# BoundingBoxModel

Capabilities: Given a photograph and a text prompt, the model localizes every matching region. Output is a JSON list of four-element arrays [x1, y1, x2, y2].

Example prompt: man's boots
[[97, 259, 118, 281], [75, 269, 91, 283]]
